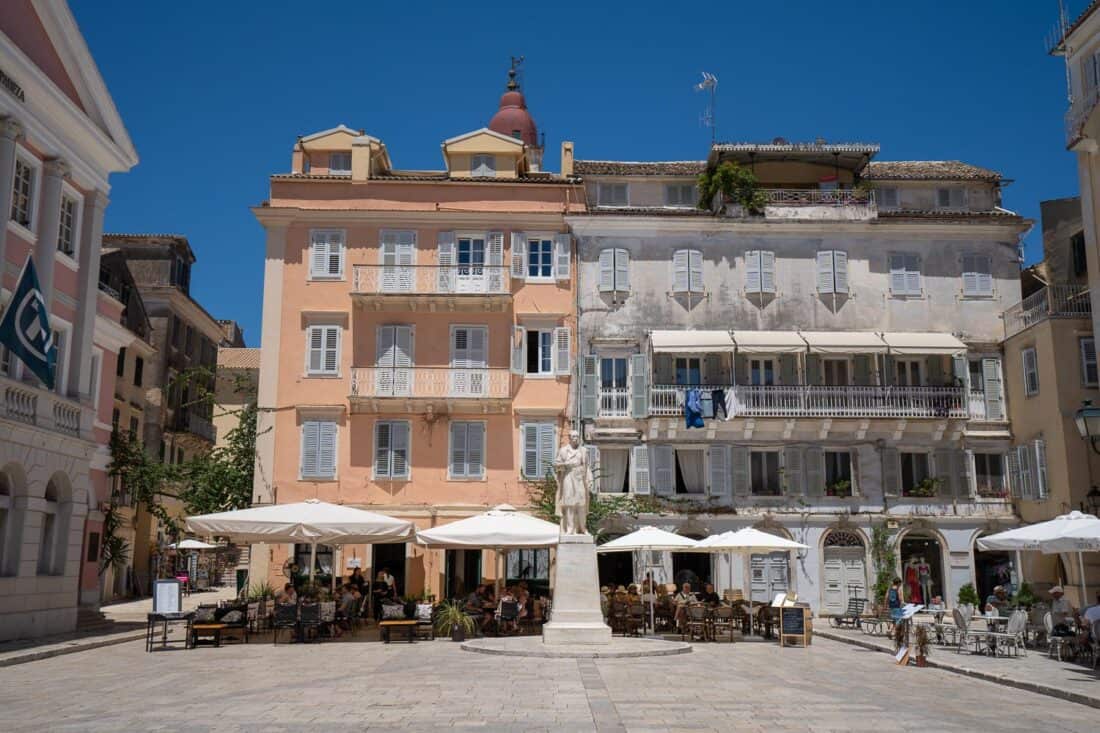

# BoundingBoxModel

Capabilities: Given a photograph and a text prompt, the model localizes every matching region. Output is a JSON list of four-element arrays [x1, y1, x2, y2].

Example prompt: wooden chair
[[683, 604, 709, 642], [626, 603, 646, 637], [609, 600, 629, 635], [299, 602, 322, 643]]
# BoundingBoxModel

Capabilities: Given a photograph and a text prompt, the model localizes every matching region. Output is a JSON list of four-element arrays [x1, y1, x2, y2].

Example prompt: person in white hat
[[1049, 585, 1075, 636]]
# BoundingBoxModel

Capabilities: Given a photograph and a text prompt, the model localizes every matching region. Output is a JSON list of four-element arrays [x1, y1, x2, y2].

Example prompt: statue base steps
[[542, 533, 612, 646]]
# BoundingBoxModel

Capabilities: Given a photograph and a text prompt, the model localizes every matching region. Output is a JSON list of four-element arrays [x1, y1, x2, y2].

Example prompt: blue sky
[[73, 0, 1081, 347]]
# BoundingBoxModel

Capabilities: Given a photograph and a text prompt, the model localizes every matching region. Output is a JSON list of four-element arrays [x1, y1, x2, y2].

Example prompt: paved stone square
[[0, 635, 1096, 732]]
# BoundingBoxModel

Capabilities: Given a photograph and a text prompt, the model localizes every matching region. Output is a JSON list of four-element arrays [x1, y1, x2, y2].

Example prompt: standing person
[[886, 577, 903, 622], [349, 567, 367, 595]]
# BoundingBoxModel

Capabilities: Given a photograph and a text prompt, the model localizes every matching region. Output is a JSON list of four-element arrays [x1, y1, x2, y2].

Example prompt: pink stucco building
[[252, 73, 583, 597], [0, 0, 140, 639]]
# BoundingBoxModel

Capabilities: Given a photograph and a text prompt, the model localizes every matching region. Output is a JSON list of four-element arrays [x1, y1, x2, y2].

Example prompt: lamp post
[[1073, 401, 1100, 515], [1085, 486, 1100, 517]]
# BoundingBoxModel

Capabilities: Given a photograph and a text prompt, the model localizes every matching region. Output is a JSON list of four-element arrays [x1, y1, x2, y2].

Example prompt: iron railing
[[352, 265, 511, 296], [762, 188, 874, 206], [649, 384, 967, 419], [350, 367, 511, 399], [1003, 284, 1091, 337]]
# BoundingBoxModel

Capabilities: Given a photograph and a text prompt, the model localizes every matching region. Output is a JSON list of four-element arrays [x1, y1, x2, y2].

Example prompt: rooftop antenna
[[695, 72, 718, 145], [1058, 0, 1072, 105]]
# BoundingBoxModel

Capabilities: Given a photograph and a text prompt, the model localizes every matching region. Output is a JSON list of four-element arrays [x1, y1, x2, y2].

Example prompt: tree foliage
[[180, 401, 257, 515], [697, 161, 768, 214], [527, 470, 663, 541], [870, 523, 897, 608]]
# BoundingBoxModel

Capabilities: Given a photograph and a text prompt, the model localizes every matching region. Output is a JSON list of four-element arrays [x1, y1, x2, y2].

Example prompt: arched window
[[37, 481, 58, 575], [37, 476, 73, 576], [0, 473, 10, 575], [824, 530, 865, 548]]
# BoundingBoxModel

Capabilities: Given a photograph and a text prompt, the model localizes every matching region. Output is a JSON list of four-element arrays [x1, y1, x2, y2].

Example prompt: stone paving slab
[[817, 626, 1100, 709], [1, 633, 1098, 731], [462, 636, 691, 658]]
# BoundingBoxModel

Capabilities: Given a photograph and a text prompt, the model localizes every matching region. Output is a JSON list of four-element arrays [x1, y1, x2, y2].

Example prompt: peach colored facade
[[252, 108, 583, 597]]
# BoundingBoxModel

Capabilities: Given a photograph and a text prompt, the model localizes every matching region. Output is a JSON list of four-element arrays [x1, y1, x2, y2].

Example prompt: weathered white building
[[568, 142, 1031, 614]]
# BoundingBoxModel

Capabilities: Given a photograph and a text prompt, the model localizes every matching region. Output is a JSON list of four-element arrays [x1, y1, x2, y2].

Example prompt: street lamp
[[1085, 486, 1100, 517], [1073, 400, 1100, 455]]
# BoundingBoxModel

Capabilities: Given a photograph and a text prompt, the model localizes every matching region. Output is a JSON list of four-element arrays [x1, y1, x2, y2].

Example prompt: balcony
[[1066, 85, 1100, 147], [1003, 284, 1091, 338], [724, 189, 876, 221], [351, 265, 511, 312], [1, 375, 90, 440], [172, 408, 216, 443], [644, 384, 967, 419], [349, 367, 512, 414]]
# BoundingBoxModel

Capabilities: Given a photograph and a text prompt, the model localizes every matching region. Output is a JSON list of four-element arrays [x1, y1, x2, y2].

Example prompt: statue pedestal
[[543, 533, 612, 645]]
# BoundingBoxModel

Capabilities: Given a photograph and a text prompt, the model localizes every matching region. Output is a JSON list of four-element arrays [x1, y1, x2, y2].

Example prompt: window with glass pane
[[751, 451, 781, 496], [665, 183, 696, 207], [457, 236, 485, 276], [900, 452, 930, 495], [526, 329, 553, 374], [974, 453, 1006, 497], [597, 183, 628, 206], [57, 195, 76, 255], [293, 543, 334, 577], [877, 187, 899, 209], [527, 238, 553, 278], [600, 357, 627, 389], [10, 158, 33, 226], [329, 152, 351, 173], [824, 451, 851, 488], [750, 358, 775, 386], [1022, 347, 1039, 396], [471, 154, 495, 177], [675, 357, 701, 386]]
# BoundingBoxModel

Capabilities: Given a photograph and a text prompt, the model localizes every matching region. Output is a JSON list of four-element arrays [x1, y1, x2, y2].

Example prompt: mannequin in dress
[[916, 556, 933, 606], [903, 556, 922, 604]]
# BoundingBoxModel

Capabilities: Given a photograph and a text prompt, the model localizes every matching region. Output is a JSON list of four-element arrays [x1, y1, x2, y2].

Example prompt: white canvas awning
[[415, 504, 559, 549], [186, 499, 415, 545], [596, 526, 700, 552], [799, 331, 888, 355], [879, 332, 967, 355], [650, 330, 736, 354], [731, 331, 807, 354], [168, 539, 219, 550]]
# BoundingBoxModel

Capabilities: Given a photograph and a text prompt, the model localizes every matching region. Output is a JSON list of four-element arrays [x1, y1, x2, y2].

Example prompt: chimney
[[561, 141, 574, 177]]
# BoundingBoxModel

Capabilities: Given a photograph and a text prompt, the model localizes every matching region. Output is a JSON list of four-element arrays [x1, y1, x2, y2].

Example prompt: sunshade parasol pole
[[309, 543, 317, 584], [1080, 551, 1088, 604]]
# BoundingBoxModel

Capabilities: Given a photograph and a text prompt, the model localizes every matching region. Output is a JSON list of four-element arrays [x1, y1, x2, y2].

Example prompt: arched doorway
[[822, 529, 867, 615], [898, 531, 945, 606], [750, 524, 793, 604]]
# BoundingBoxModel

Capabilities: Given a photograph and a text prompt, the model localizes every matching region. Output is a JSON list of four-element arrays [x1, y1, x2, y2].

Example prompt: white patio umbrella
[[597, 526, 701, 631], [186, 499, 415, 582], [416, 504, 559, 596], [693, 528, 809, 632], [977, 511, 1100, 602], [168, 539, 219, 550]]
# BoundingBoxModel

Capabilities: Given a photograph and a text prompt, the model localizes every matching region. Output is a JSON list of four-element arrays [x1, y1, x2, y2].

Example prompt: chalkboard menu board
[[153, 579, 182, 614], [780, 605, 811, 647]]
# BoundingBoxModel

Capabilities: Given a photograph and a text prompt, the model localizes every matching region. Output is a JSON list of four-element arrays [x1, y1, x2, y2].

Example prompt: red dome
[[489, 89, 538, 147]]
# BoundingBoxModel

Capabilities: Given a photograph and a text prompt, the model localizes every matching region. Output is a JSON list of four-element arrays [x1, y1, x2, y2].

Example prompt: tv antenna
[[695, 72, 718, 144]]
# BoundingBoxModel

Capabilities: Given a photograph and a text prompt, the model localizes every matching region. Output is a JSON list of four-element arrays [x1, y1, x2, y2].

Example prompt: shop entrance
[[597, 550, 634, 589], [444, 549, 481, 600], [822, 530, 867, 615], [898, 533, 943, 606], [974, 544, 1015, 601], [372, 543, 407, 597], [672, 551, 710, 592]]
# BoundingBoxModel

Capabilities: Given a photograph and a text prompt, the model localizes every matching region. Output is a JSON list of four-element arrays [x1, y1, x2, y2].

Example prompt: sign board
[[779, 605, 812, 647], [346, 557, 362, 569], [153, 579, 182, 614]]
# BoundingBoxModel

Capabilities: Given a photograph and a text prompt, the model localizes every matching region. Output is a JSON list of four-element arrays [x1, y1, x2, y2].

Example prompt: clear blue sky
[[72, 0, 1082, 347]]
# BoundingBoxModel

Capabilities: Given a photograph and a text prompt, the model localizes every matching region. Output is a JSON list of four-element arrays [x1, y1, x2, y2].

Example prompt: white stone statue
[[553, 430, 591, 535]]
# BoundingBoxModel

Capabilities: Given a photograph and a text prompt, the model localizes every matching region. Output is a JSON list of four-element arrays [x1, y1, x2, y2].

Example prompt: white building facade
[[570, 144, 1031, 614]]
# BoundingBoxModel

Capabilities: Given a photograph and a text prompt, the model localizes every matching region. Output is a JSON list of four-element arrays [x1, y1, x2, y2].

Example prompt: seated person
[[984, 585, 1010, 617], [673, 582, 697, 630], [1049, 586, 1076, 636], [1081, 591, 1100, 631], [464, 584, 485, 614], [497, 588, 519, 634], [338, 584, 359, 617], [697, 583, 721, 605], [275, 583, 297, 605]]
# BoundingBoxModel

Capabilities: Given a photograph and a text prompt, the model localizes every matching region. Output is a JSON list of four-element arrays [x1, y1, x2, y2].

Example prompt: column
[[0, 117, 24, 281], [33, 158, 68, 313], [67, 189, 108, 399]]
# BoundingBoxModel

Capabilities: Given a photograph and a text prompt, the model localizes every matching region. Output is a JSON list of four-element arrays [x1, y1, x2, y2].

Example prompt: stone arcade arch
[[820, 528, 869, 615]]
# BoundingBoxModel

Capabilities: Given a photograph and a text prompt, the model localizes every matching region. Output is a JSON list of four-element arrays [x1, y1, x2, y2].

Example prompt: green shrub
[[957, 582, 980, 607]]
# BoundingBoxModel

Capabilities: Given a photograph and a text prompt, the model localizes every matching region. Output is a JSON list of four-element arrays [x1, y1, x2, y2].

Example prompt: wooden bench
[[379, 619, 418, 644], [190, 623, 227, 648]]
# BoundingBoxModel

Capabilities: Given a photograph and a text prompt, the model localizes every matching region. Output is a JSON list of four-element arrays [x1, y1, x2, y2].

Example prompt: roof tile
[[573, 160, 705, 176], [864, 160, 1002, 182]]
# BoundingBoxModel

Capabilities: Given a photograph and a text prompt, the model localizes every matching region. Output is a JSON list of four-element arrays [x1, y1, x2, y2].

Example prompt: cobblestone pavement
[[0, 635, 1096, 732]]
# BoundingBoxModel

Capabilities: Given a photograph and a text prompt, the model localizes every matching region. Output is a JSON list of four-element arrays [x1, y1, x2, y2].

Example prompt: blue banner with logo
[[0, 255, 56, 390]]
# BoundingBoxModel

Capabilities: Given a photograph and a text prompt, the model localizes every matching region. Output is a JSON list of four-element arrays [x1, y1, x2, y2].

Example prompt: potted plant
[[907, 478, 941, 498], [1013, 582, 1037, 610], [826, 480, 852, 497], [957, 582, 980, 609], [434, 600, 476, 642], [697, 161, 769, 216], [914, 624, 931, 667]]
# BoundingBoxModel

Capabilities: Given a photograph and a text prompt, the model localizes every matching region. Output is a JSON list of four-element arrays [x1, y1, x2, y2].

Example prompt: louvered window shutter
[[833, 251, 848, 294], [437, 231, 456, 292], [487, 231, 504, 291], [905, 254, 921, 295], [301, 421, 320, 477], [934, 449, 953, 497], [581, 355, 598, 419], [375, 422, 392, 478], [318, 421, 337, 478], [889, 254, 906, 294], [307, 327, 324, 373], [630, 353, 648, 418], [958, 450, 975, 499], [466, 424, 484, 478], [521, 424, 538, 479], [1017, 445, 1034, 500], [328, 231, 344, 276], [731, 446, 751, 497], [598, 250, 615, 292], [310, 235, 329, 278], [849, 448, 861, 496], [554, 327, 571, 375], [817, 251, 835, 294], [1033, 439, 1048, 499], [652, 446, 674, 495], [511, 232, 527, 279], [708, 445, 731, 501], [391, 422, 409, 478], [689, 250, 704, 293], [672, 250, 689, 292], [615, 249, 630, 292], [585, 445, 599, 490], [323, 326, 339, 374], [937, 188, 951, 208], [450, 422, 467, 478], [376, 326, 395, 395], [1006, 449, 1022, 499], [982, 358, 1004, 420], [511, 326, 525, 375], [538, 424, 557, 481], [554, 234, 571, 281], [745, 251, 761, 293], [881, 447, 900, 496], [784, 447, 805, 496], [631, 445, 650, 494], [806, 448, 826, 496], [393, 326, 413, 395], [760, 251, 776, 293]]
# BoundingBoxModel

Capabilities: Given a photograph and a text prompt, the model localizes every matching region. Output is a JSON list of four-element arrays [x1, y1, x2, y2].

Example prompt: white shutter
[[849, 448, 861, 496], [511, 232, 527, 279], [934, 448, 953, 498], [450, 422, 468, 478], [585, 445, 599, 491], [689, 249, 704, 293], [1081, 337, 1098, 386], [581, 355, 598, 419], [905, 254, 921, 295], [652, 445, 674, 495], [816, 251, 835, 294], [487, 231, 504, 292], [630, 353, 648, 419], [982, 358, 1004, 420], [881, 447, 900, 496], [391, 422, 409, 478], [598, 249, 615, 292], [1023, 348, 1039, 395], [760, 251, 776, 294], [310, 234, 329, 278], [300, 421, 320, 477], [1006, 449, 1022, 499], [958, 450, 975, 499], [376, 326, 395, 395], [554, 233, 571, 281], [833, 251, 848, 294], [538, 423, 556, 482], [673, 250, 689, 292], [784, 447, 805, 496], [511, 326, 525, 375], [615, 249, 630, 293], [1017, 444, 1034, 500], [554, 326, 571, 375], [889, 254, 907, 295], [961, 254, 979, 296], [437, 231, 456, 292], [805, 447, 825, 496], [323, 326, 339, 374], [394, 326, 413, 395], [631, 445, 650, 494], [745, 251, 761, 293], [468, 423, 485, 478], [731, 446, 751, 497], [307, 326, 324, 373], [318, 421, 337, 478], [1033, 439, 1048, 500], [708, 445, 731, 501], [375, 422, 392, 478], [522, 424, 539, 479]]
